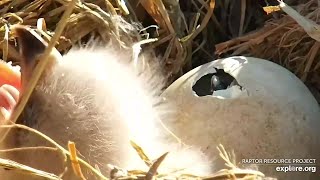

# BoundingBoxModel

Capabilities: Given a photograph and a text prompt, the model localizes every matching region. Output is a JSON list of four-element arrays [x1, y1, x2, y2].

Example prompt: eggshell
[[161, 56, 320, 180]]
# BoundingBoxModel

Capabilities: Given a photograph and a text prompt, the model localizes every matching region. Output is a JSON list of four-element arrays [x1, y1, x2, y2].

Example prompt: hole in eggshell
[[192, 73, 214, 96], [192, 68, 243, 97]]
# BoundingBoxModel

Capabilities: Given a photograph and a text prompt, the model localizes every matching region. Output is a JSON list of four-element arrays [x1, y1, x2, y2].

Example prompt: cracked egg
[[161, 56, 320, 180]]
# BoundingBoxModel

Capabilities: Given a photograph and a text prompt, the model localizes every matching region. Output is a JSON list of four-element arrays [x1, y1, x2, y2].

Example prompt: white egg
[[161, 56, 320, 180]]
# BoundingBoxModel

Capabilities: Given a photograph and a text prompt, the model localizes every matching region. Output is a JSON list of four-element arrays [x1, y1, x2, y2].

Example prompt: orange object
[[0, 60, 21, 91], [263, 5, 281, 15]]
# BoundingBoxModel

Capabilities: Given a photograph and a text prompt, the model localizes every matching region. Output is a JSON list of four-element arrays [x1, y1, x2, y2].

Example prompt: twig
[[183, 0, 215, 43], [68, 141, 86, 180], [145, 152, 168, 180], [2, 24, 9, 61], [0, 146, 58, 153], [103, 0, 117, 16], [302, 41, 320, 81], [239, 0, 246, 36], [115, 0, 129, 15], [130, 140, 152, 167], [0, 158, 61, 180]]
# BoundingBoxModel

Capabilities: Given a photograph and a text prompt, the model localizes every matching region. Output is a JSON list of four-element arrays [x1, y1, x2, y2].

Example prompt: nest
[[215, 0, 320, 103], [0, 0, 318, 179], [1, 0, 319, 100]]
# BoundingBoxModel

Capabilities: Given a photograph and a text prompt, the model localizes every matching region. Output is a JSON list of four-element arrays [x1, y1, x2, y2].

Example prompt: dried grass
[[215, 0, 320, 103], [0, 123, 267, 180], [0, 0, 317, 179]]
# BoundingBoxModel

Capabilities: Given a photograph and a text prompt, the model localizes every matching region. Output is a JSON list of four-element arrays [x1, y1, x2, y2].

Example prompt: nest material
[[0, 124, 267, 180], [1, 0, 319, 97], [215, 0, 320, 103], [0, 0, 143, 59], [0, 0, 318, 179]]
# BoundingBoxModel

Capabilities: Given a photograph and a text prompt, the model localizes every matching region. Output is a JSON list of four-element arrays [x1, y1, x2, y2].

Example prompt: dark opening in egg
[[192, 68, 241, 96]]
